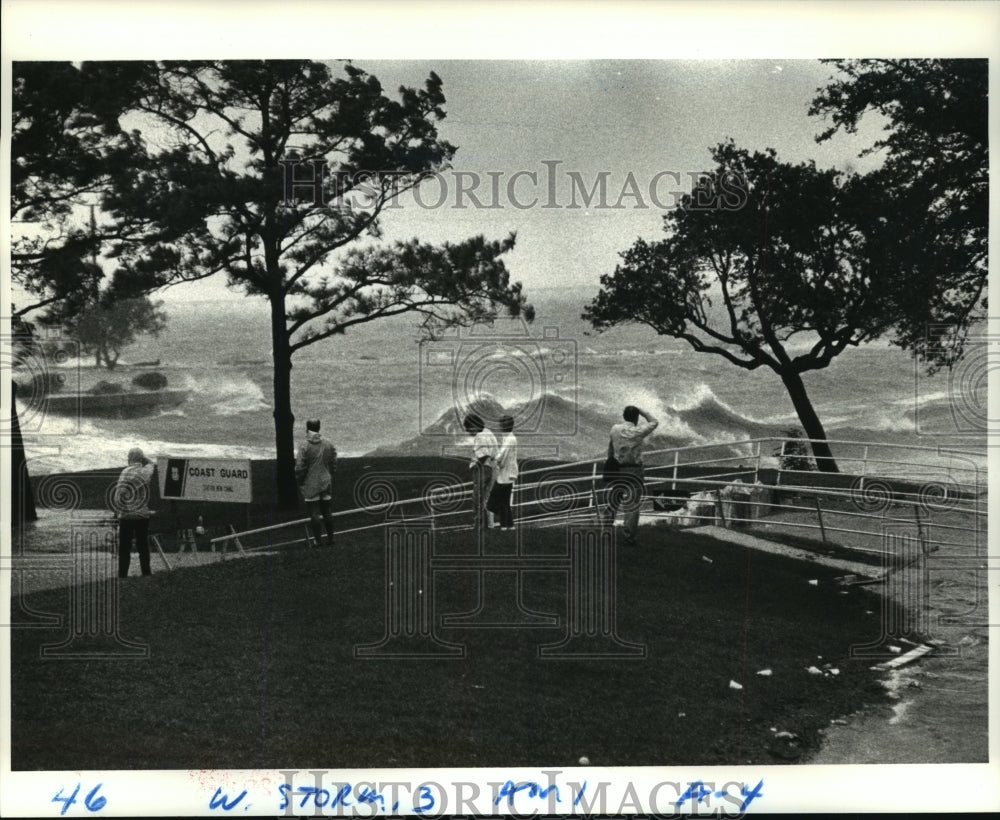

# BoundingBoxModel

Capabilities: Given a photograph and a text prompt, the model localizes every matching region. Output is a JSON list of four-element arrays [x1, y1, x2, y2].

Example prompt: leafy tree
[[809, 59, 987, 370], [103, 60, 532, 506], [584, 142, 909, 473], [59, 290, 168, 370], [10, 62, 161, 316]]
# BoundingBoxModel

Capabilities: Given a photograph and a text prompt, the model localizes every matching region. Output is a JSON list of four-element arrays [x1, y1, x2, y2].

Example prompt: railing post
[[913, 504, 926, 554], [813, 497, 827, 543], [151, 534, 172, 571], [672, 450, 679, 492], [753, 440, 761, 485], [228, 524, 247, 557], [860, 445, 869, 493], [714, 489, 727, 528]]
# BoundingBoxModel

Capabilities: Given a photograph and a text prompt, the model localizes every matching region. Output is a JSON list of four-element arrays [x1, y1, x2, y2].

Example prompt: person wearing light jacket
[[605, 405, 659, 546], [487, 415, 518, 530], [464, 412, 498, 531], [295, 418, 338, 547], [115, 447, 156, 577]]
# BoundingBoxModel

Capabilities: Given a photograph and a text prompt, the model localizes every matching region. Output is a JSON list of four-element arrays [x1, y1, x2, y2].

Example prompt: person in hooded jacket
[[295, 418, 338, 547]]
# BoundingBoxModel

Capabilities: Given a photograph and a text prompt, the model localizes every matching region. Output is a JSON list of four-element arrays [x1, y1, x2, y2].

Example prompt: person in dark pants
[[487, 415, 518, 530], [604, 405, 658, 546], [464, 412, 497, 532], [115, 447, 156, 577], [295, 418, 338, 547]]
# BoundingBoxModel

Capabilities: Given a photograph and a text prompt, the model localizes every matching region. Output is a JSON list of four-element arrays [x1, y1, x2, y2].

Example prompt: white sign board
[[158, 457, 252, 503]]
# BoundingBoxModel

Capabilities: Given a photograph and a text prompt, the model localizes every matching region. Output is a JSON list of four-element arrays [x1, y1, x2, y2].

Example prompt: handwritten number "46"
[[52, 783, 107, 815]]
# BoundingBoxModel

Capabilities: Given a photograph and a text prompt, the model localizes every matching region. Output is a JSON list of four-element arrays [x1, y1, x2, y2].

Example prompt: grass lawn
[[11, 524, 898, 770]]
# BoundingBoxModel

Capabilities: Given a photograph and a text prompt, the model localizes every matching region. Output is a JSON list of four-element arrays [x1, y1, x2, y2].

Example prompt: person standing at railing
[[295, 418, 338, 547], [487, 415, 518, 530], [465, 412, 498, 531], [605, 405, 659, 546]]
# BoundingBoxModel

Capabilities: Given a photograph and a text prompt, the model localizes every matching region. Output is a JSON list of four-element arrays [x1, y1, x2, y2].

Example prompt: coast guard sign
[[158, 457, 252, 503]]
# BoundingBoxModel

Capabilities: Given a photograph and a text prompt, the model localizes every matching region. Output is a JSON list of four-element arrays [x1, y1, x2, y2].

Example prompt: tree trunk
[[779, 369, 839, 473], [269, 295, 299, 508], [11, 381, 38, 526]]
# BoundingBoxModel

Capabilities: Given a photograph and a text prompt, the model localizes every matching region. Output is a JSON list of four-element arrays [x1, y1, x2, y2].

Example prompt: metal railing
[[210, 436, 986, 557]]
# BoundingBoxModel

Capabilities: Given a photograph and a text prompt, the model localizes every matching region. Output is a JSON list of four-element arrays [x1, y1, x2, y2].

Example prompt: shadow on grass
[[11, 524, 900, 770]]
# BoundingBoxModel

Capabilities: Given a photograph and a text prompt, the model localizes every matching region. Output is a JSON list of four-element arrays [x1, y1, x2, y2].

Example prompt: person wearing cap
[[295, 418, 338, 547], [114, 447, 156, 577]]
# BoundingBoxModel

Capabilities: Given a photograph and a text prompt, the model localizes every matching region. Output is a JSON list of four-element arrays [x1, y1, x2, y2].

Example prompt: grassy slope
[[11, 525, 896, 770]]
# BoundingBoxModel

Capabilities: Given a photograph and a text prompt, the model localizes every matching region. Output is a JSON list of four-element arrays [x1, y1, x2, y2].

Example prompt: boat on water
[[42, 388, 190, 418]]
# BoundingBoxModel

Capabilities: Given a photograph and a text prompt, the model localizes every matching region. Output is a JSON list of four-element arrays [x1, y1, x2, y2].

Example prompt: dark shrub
[[774, 427, 816, 473], [132, 371, 168, 391], [30, 372, 66, 395], [90, 380, 123, 395]]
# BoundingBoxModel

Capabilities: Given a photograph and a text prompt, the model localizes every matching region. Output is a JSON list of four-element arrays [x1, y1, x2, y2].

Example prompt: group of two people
[[464, 412, 518, 531], [112, 419, 339, 580]]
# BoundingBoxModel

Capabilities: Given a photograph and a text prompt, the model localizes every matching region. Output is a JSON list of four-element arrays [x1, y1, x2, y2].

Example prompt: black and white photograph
[[2, 1, 996, 815]]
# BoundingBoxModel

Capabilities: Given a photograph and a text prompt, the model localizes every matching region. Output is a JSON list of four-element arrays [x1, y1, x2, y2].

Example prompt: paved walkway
[[7, 509, 270, 596], [690, 524, 879, 577]]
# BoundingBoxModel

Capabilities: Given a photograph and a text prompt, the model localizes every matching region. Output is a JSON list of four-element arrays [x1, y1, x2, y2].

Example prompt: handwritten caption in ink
[[47, 774, 765, 815]]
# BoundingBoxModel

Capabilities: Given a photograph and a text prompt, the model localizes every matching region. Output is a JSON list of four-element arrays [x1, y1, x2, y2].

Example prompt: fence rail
[[211, 436, 985, 558]]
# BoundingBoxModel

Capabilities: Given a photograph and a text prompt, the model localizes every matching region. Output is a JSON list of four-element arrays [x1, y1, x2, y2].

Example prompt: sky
[[14, 58, 887, 307], [296, 58, 887, 297], [3, 2, 995, 312]]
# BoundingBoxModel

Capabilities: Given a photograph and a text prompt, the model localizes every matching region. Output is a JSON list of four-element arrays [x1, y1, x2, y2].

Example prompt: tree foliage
[[585, 142, 907, 471], [60, 290, 168, 370], [99, 60, 532, 505], [809, 59, 987, 370], [10, 62, 162, 316]]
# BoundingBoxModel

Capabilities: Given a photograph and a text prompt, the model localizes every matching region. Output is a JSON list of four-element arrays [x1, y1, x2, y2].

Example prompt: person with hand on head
[[115, 447, 156, 577], [605, 405, 659, 546], [464, 412, 498, 531], [295, 418, 338, 547]]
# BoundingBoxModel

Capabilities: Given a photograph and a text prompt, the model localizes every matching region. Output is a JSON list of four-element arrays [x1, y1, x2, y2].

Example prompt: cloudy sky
[[5, 1, 995, 305], [328, 58, 885, 294]]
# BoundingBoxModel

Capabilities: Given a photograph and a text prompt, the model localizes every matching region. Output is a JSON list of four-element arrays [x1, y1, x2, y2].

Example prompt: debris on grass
[[808, 579, 818, 586], [756, 668, 772, 676], [729, 680, 743, 690], [702, 555, 714, 564], [806, 666, 823, 675], [888, 645, 902, 654], [774, 730, 796, 739]]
